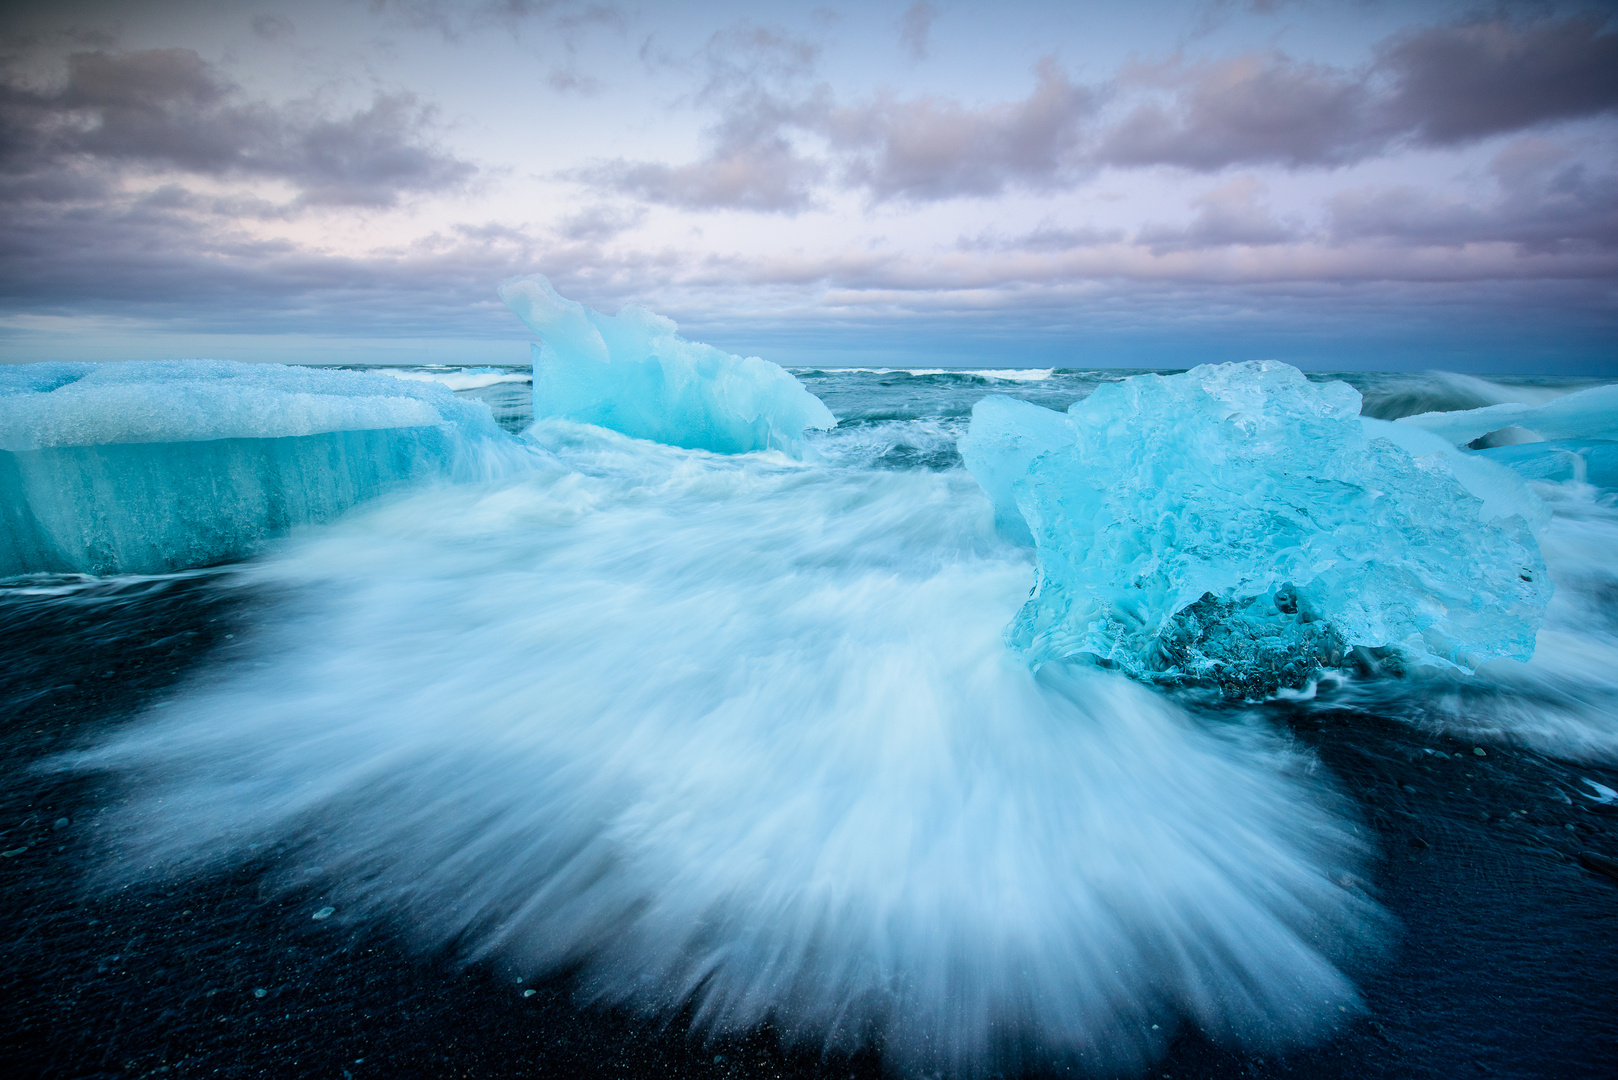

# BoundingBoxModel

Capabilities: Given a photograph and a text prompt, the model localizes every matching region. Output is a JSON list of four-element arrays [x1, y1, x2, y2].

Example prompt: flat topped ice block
[[500, 276, 834, 454], [1, 361, 509, 577], [960, 361, 1551, 696]]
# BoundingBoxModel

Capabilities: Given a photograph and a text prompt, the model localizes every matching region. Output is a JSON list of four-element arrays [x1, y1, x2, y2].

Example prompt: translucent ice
[[960, 361, 1551, 695], [500, 275, 834, 454], [0, 360, 515, 576], [1397, 382, 1618, 446]]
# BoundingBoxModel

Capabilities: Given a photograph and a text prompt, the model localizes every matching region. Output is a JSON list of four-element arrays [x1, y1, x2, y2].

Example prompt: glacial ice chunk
[[1475, 439, 1618, 488], [961, 361, 1551, 695], [500, 275, 834, 454], [1394, 382, 1618, 491], [1397, 382, 1618, 446], [1, 360, 513, 576]]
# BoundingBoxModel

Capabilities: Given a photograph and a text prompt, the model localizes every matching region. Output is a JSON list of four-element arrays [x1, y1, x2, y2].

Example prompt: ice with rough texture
[[959, 361, 1551, 695], [499, 275, 834, 454], [0, 360, 514, 577]]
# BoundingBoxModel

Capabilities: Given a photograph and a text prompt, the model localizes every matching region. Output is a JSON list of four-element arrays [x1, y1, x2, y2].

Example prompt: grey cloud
[[590, 48, 1092, 210], [1099, 53, 1373, 169], [0, 48, 475, 207], [585, 22, 829, 212], [547, 66, 602, 94], [251, 14, 295, 41], [1137, 175, 1299, 251], [1330, 137, 1618, 252], [956, 223, 1124, 253], [1098, 13, 1618, 173], [1378, 13, 1618, 145], [584, 142, 825, 213], [828, 58, 1094, 201], [555, 203, 646, 241], [899, 2, 936, 62], [363, 0, 627, 44]]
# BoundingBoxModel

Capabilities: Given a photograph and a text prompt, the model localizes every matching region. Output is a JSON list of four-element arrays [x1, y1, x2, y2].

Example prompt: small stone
[[54, 817, 70, 830], [1473, 747, 1487, 757], [253, 988, 267, 998], [522, 989, 536, 998], [311, 906, 335, 920]]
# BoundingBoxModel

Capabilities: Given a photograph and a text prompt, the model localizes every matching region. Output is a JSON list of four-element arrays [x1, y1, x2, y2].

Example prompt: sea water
[[3, 359, 1617, 1078]]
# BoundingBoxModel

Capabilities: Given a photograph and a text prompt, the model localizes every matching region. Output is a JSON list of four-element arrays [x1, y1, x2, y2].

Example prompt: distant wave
[[1353, 371, 1592, 421], [375, 367, 533, 392], [796, 367, 1058, 382]]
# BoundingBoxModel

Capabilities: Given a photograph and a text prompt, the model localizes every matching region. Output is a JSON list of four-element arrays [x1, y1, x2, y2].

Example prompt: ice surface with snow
[[0, 360, 513, 576], [959, 361, 1551, 695], [500, 275, 834, 454]]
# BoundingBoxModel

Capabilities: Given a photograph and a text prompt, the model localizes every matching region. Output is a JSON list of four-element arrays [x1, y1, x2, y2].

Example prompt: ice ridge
[[500, 275, 834, 454], [0, 361, 516, 577], [959, 361, 1551, 696]]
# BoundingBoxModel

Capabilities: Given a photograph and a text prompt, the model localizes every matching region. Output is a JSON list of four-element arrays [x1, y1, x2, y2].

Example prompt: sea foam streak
[[77, 421, 1380, 1075]]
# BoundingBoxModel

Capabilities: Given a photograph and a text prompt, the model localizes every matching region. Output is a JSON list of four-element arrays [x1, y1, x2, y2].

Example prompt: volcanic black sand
[[2, 573, 1616, 1080]]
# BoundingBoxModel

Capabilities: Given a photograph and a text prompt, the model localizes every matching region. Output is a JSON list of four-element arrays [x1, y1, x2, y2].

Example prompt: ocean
[[3, 364, 1617, 1079]]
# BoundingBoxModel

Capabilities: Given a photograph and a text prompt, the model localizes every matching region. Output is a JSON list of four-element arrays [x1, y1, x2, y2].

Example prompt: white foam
[[797, 367, 1057, 382], [374, 367, 533, 392], [78, 421, 1380, 1075]]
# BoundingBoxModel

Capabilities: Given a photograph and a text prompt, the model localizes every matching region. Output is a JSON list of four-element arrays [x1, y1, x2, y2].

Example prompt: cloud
[[1099, 53, 1372, 169], [1138, 175, 1300, 252], [1330, 136, 1618, 253], [1097, 13, 1618, 173], [0, 48, 476, 207], [899, 2, 937, 62], [828, 58, 1094, 201], [362, 0, 627, 44], [586, 144, 825, 213], [250, 14, 295, 41], [584, 22, 829, 212], [1378, 13, 1618, 145]]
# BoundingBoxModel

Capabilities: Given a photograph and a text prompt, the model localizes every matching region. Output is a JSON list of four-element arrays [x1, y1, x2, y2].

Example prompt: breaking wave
[[73, 421, 1383, 1075]]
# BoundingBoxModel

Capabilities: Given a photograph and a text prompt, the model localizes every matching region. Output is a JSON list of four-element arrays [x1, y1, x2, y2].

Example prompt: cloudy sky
[[1, 0, 1615, 370]]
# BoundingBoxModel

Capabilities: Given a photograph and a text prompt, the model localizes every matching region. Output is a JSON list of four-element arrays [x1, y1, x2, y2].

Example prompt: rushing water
[[3, 366, 1617, 1079]]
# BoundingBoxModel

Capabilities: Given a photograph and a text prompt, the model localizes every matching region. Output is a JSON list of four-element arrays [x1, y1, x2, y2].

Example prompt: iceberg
[[500, 276, 834, 454], [1, 360, 512, 577], [1396, 382, 1618, 491], [1397, 382, 1618, 446], [959, 361, 1551, 696]]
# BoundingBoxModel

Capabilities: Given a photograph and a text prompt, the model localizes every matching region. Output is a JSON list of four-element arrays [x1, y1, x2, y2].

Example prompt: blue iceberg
[[959, 361, 1551, 695], [1, 360, 512, 577], [500, 276, 835, 454], [1397, 383, 1618, 490]]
